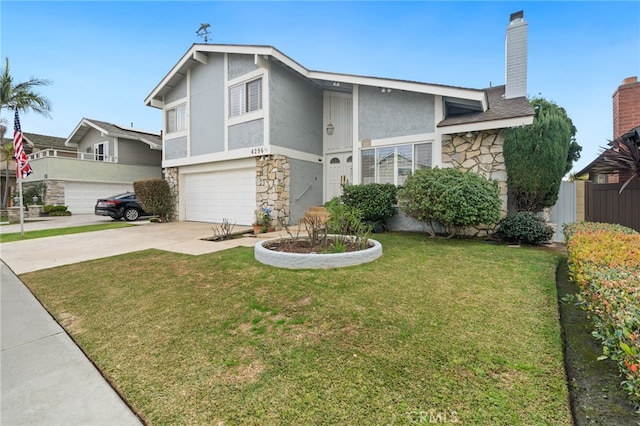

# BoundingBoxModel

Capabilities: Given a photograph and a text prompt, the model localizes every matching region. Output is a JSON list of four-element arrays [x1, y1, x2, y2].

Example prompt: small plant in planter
[[253, 207, 273, 233]]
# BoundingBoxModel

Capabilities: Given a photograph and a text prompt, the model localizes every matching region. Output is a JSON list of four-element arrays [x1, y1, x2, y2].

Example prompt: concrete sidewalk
[[0, 215, 278, 424], [1, 260, 142, 425]]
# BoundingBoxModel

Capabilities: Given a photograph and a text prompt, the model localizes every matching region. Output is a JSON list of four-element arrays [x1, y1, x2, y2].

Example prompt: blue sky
[[1, 1, 639, 174]]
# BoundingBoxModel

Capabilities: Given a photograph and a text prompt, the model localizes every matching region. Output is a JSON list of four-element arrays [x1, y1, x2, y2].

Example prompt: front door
[[324, 91, 353, 202], [325, 152, 353, 201]]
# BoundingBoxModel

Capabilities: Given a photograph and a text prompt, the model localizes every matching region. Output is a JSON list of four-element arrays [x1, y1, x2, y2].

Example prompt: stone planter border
[[254, 236, 383, 269]]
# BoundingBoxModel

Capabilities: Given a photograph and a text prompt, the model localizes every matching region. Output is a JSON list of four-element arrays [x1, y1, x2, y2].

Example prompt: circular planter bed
[[254, 235, 382, 269]]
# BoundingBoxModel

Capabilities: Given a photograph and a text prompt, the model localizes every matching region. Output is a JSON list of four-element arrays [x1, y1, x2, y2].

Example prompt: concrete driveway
[[1, 214, 259, 274]]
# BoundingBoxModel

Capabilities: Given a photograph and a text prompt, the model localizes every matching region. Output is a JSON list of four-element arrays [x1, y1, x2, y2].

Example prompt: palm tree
[[0, 57, 52, 208], [594, 128, 640, 193]]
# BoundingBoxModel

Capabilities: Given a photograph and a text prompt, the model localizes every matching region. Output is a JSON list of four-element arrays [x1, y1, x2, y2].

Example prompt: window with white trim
[[94, 141, 108, 162], [229, 78, 262, 118], [361, 142, 432, 186], [166, 104, 186, 134]]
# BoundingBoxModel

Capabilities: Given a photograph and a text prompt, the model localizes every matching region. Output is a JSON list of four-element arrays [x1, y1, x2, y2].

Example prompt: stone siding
[[164, 167, 179, 222], [256, 155, 290, 229], [442, 129, 507, 237], [44, 180, 65, 206]]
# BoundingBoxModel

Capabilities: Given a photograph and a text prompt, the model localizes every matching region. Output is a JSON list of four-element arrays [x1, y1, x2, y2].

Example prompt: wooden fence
[[585, 181, 640, 232]]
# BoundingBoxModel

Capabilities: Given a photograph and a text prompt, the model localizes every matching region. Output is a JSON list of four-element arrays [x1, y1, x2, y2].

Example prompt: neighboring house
[[24, 118, 162, 213], [145, 11, 534, 230], [0, 132, 68, 207], [577, 76, 640, 182]]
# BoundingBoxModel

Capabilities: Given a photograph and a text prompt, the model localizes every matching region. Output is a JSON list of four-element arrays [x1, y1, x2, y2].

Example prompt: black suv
[[95, 192, 149, 221]]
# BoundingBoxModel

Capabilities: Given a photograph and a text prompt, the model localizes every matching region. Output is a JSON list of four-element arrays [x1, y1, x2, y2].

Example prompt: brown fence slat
[[585, 181, 640, 231]]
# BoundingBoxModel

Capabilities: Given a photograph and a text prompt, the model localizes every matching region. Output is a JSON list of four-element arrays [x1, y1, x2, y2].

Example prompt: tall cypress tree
[[504, 97, 574, 212]]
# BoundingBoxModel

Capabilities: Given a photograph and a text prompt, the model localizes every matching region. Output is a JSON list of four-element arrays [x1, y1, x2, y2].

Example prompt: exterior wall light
[[326, 123, 335, 136]]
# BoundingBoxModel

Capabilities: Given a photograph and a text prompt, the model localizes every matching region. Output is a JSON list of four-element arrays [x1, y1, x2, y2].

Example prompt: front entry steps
[[302, 206, 328, 224]]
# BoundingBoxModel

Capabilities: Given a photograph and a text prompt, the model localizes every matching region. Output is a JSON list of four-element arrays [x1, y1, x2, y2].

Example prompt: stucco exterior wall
[[190, 53, 225, 156], [228, 54, 259, 80], [26, 157, 161, 183], [358, 86, 435, 140], [289, 158, 323, 224], [165, 137, 188, 160], [269, 62, 323, 155], [229, 119, 263, 150], [165, 78, 187, 104]]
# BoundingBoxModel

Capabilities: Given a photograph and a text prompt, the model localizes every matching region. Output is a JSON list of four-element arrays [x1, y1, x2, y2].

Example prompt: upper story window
[[166, 104, 186, 134], [94, 141, 108, 162], [229, 78, 262, 118]]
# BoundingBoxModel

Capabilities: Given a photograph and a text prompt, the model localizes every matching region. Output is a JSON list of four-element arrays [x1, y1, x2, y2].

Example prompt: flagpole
[[12, 107, 32, 239], [18, 175, 24, 239]]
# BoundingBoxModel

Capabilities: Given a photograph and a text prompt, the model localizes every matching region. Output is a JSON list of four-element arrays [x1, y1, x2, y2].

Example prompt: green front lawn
[[21, 233, 572, 425]]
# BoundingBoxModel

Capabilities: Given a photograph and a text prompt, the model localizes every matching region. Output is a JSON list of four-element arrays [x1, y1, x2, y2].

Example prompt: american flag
[[13, 108, 33, 179]]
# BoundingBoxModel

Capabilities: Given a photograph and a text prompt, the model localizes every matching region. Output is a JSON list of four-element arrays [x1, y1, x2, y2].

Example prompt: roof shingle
[[437, 85, 534, 127]]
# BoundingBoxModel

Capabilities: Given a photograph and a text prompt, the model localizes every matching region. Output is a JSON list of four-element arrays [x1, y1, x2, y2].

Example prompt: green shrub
[[341, 183, 396, 230], [133, 179, 172, 222], [494, 212, 553, 244], [43, 205, 71, 216], [566, 224, 640, 406], [325, 198, 373, 251], [43, 205, 68, 213], [563, 221, 637, 242], [397, 167, 501, 237]]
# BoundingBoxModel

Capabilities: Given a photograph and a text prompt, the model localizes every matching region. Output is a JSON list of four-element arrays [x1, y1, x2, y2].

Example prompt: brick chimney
[[613, 76, 640, 139], [505, 11, 528, 99]]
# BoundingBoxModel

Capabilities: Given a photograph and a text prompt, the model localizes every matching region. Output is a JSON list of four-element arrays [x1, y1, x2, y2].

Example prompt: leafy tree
[[504, 97, 574, 212], [530, 97, 581, 175], [0, 58, 52, 208]]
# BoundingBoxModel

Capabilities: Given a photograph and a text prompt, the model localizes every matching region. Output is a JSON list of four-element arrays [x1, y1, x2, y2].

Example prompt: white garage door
[[65, 182, 133, 214], [184, 168, 255, 224]]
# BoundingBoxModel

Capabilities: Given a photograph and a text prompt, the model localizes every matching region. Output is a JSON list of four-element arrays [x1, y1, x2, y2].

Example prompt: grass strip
[[21, 233, 572, 425], [0, 222, 134, 243]]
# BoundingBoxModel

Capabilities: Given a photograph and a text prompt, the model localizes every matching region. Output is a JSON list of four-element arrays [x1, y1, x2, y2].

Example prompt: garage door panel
[[184, 169, 255, 224], [65, 182, 132, 214]]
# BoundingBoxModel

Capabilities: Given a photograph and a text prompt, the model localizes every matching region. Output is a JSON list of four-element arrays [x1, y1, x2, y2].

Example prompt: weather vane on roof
[[196, 23, 211, 43]]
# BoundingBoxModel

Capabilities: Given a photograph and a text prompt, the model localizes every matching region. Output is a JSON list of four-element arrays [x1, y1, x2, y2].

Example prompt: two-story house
[[25, 118, 162, 213], [145, 11, 534, 229]]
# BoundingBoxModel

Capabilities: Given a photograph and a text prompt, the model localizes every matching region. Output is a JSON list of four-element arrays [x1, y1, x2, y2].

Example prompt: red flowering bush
[[565, 222, 640, 407]]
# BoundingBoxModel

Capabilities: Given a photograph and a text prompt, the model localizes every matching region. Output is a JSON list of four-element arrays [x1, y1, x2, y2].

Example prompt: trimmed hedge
[[563, 221, 638, 242], [133, 179, 172, 222], [43, 205, 71, 216], [341, 183, 396, 230], [565, 222, 640, 407], [494, 212, 553, 244]]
